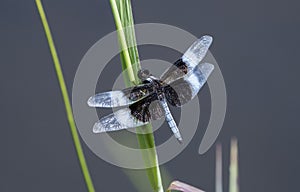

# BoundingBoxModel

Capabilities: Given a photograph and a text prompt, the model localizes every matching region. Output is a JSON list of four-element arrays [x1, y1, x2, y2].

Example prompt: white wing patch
[[87, 91, 133, 108], [93, 108, 149, 133], [184, 63, 214, 98]]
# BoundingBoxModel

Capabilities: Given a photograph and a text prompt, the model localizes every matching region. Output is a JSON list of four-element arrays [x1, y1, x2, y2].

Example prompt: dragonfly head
[[138, 69, 150, 80]]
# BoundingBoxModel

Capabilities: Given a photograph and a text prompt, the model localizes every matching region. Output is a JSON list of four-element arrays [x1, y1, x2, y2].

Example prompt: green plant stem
[[35, 1, 95, 191], [110, 0, 136, 82], [109, 0, 163, 191]]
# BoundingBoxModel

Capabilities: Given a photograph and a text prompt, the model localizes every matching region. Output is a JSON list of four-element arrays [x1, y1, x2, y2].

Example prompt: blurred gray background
[[1, 0, 299, 191]]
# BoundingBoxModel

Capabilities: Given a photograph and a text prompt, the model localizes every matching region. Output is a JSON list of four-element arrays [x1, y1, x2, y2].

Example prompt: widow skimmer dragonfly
[[87, 35, 214, 143]]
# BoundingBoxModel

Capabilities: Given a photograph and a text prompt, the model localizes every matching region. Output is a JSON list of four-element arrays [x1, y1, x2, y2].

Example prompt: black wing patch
[[129, 94, 164, 123], [92, 94, 164, 133], [164, 79, 193, 107], [160, 35, 213, 84], [164, 63, 214, 107], [87, 83, 155, 108], [160, 58, 189, 85]]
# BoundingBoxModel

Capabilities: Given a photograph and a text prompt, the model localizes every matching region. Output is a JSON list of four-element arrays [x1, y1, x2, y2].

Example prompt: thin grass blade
[[229, 138, 239, 192], [35, 1, 95, 191]]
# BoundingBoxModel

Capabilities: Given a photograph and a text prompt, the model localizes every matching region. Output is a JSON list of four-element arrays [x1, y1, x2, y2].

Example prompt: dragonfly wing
[[93, 94, 165, 133], [129, 94, 165, 122], [181, 35, 213, 69], [164, 63, 214, 107], [160, 58, 190, 85], [160, 35, 213, 84], [87, 83, 154, 108], [93, 108, 149, 133]]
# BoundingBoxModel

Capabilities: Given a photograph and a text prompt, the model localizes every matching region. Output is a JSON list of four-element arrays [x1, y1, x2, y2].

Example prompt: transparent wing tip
[[93, 122, 105, 133], [182, 35, 213, 68], [201, 35, 213, 44], [197, 35, 213, 48], [199, 63, 214, 79], [87, 96, 97, 107]]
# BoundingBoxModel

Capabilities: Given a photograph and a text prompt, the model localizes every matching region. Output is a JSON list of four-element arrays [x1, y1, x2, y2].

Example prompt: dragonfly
[[87, 35, 214, 143]]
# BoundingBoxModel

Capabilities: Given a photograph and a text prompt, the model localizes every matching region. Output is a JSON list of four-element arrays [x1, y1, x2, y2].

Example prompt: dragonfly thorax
[[147, 78, 165, 101]]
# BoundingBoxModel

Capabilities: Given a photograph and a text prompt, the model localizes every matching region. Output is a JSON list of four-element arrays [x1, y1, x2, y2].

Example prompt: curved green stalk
[[35, 1, 95, 191], [110, 0, 136, 82], [110, 0, 163, 191]]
